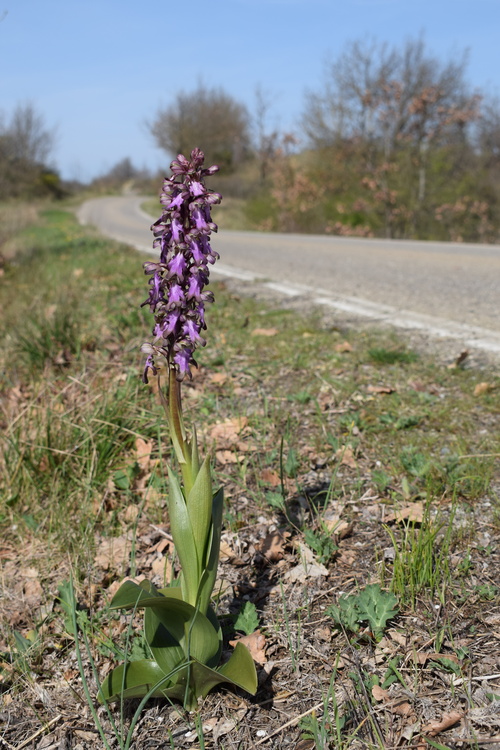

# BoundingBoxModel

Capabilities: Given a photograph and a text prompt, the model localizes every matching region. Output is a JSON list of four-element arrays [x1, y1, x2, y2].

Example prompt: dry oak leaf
[[209, 372, 228, 385], [216, 449, 243, 465], [284, 560, 329, 581], [422, 711, 462, 736], [151, 556, 172, 580], [219, 539, 237, 560], [209, 417, 249, 446], [94, 534, 131, 572], [371, 685, 413, 717], [261, 531, 287, 562], [260, 468, 281, 487], [336, 444, 357, 469], [134, 437, 153, 470], [384, 502, 424, 525], [251, 327, 278, 337], [323, 515, 354, 539], [335, 340, 352, 352], [474, 382, 493, 396], [22, 568, 43, 604], [229, 630, 267, 665], [367, 384, 395, 394], [372, 685, 390, 702]]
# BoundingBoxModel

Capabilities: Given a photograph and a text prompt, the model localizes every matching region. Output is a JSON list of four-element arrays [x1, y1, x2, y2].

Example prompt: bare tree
[[4, 101, 56, 164], [301, 37, 480, 236], [253, 85, 280, 183], [0, 102, 58, 198], [148, 84, 251, 171]]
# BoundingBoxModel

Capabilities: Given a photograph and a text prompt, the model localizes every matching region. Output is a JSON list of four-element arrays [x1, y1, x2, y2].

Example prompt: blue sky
[[1, 0, 499, 182]]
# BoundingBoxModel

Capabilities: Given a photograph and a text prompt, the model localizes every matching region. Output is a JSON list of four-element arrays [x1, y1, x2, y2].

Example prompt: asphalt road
[[78, 195, 500, 356]]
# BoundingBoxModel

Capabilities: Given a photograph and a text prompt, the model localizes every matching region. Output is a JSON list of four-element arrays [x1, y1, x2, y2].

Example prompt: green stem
[[158, 368, 195, 494]]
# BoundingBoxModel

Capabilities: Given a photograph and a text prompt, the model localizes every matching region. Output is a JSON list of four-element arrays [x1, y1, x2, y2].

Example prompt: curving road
[[78, 195, 500, 357]]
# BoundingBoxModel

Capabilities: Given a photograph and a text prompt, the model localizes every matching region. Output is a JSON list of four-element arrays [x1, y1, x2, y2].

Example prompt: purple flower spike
[[141, 149, 221, 380]]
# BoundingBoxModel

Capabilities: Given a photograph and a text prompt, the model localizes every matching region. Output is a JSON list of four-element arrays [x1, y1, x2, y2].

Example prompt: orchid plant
[[99, 149, 257, 711]]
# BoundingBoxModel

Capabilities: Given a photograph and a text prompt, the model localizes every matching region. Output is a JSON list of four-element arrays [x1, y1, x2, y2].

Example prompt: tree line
[[4, 37, 500, 243], [145, 37, 500, 243]]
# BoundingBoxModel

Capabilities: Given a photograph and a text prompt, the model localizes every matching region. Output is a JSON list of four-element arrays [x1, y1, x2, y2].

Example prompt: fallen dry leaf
[[408, 380, 439, 395], [229, 630, 267, 665], [474, 382, 493, 396], [422, 710, 462, 736], [209, 372, 228, 385], [94, 534, 131, 572], [336, 444, 357, 469], [216, 449, 242, 465], [323, 515, 354, 539], [219, 540, 236, 560], [251, 327, 278, 337], [209, 417, 249, 446], [367, 384, 395, 394], [261, 532, 287, 562], [284, 561, 328, 581], [260, 468, 281, 487], [120, 504, 140, 523], [134, 437, 153, 470], [372, 685, 390, 701], [335, 340, 352, 352], [384, 502, 424, 524], [371, 685, 413, 717]]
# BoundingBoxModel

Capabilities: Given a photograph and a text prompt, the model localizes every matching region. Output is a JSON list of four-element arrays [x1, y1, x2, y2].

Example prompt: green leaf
[[197, 486, 224, 614], [218, 642, 258, 695], [327, 598, 360, 634], [98, 646, 257, 711], [109, 579, 164, 609], [356, 584, 399, 640], [98, 659, 171, 702], [164, 642, 258, 710], [13, 630, 34, 655], [167, 467, 200, 606], [234, 601, 260, 635], [112, 580, 221, 672], [327, 584, 399, 641], [145, 600, 220, 674], [186, 455, 213, 565], [57, 579, 76, 636]]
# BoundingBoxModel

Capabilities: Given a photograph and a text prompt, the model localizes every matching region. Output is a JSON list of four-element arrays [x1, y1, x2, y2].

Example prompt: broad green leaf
[[109, 579, 163, 610], [186, 455, 212, 564], [159, 645, 258, 710], [99, 647, 257, 710], [109, 580, 220, 669], [189, 423, 200, 478], [147, 597, 220, 668], [218, 642, 258, 695], [98, 659, 170, 702], [167, 466, 200, 606], [197, 487, 224, 614]]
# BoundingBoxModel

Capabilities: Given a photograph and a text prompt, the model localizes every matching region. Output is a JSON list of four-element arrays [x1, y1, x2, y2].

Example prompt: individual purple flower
[[141, 148, 221, 382]]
